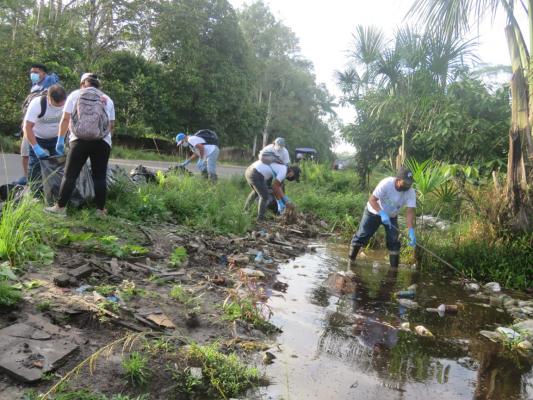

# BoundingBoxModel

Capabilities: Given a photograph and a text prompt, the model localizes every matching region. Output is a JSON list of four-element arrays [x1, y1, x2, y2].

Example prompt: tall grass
[[0, 195, 40, 265]]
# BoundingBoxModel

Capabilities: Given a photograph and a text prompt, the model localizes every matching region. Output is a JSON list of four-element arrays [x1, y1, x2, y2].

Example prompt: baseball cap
[[396, 166, 414, 185], [175, 132, 186, 146], [80, 72, 98, 84], [274, 137, 286, 147]]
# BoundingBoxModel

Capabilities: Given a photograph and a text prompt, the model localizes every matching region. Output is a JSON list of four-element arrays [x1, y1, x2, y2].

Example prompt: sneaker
[[44, 205, 66, 217], [95, 208, 108, 218]]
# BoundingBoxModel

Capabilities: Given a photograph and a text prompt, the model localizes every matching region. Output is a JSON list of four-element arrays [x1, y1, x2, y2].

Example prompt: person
[[259, 137, 290, 165], [349, 167, 417, 268], [244, 160, 300, 221], [23, 84, 67, 185], [176, 131, 220, 181], [19, 63, 60, 184], [45, 73, 115, 216]]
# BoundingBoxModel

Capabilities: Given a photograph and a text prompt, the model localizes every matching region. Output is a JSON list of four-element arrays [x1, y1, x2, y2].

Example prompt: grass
[[36, 300, 52, 312], [172, 343, 260, 399], [121, 351, 151, 386], [222, 294, 277, 334], [169, 246, 187, 268], [0, 281, 22, 307]]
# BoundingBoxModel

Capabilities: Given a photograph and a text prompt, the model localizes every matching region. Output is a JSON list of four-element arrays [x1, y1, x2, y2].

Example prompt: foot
[[96, 208, 108, 218], [44, 204, 66, 217]]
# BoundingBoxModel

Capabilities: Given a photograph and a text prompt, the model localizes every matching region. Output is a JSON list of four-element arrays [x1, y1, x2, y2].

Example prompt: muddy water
[[258, 243, 533, 400]]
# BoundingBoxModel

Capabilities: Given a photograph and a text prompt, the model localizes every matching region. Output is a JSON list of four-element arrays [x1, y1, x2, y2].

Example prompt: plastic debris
[[395, 290, 415, 299], [496, 327, 521, 340], [465, 283, 480, 292], [415, 325, 433, 337], [254, 251, 264, 264], [240, 268, 265, 278], [146, 313, 175, 329], [484, 282, 501, 293], [400, 322, 411, 331], [75, 284, 92, 294], [397, 299, 419, 309], [437, 304, 459, 314]]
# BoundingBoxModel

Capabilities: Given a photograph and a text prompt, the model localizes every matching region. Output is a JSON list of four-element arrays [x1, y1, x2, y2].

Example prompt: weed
[[121, 351, 151, 386], [37, 300, 53, 312], [95, 284, 116, 297], [0, 281, 22, 307], [222, 294, 277, 334], [118, 280, 145, 301], [169, 246, 187, 268]]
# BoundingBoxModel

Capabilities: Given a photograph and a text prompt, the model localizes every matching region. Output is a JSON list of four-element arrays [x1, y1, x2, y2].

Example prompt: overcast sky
[[229, 0, 517, 152]]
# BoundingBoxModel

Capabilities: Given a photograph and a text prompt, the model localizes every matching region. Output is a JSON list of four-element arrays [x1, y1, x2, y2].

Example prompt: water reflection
[[262, 245, 532, 400]]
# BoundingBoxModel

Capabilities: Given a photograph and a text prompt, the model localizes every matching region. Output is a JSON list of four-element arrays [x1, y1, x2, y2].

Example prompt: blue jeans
[[351, 207, 400, 254], [199, 146, 219, 181], [29, 137, 59, 185]]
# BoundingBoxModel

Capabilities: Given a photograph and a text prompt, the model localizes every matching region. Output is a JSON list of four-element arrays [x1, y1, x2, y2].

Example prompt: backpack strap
[[37, 95, 47, 118]]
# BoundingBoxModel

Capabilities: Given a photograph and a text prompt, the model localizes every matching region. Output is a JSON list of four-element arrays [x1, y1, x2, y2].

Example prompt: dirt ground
[[0, 214, 328, 399]]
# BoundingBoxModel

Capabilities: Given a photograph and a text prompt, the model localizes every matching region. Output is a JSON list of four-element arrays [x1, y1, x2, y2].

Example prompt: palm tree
[[408, 0, 533, 232]]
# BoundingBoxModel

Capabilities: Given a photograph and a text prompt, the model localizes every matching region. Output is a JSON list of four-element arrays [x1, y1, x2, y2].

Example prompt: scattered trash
[[414, 325, 433, 337], [254, 251, 264, 264], [407, 284, 417, 291], [106, 295, 119, 303], [395, 290, 415, 299], [263, 351, 276, 364], [465, 282, 480, 292], [483, 282, 501, 293], [437, 304, 459, 314], [397, 299, 419, 309], [75, 284, 92, 294], [240, 268, 265, 278], [146, 313, 175, 329], [189, 367, 203, 380], [496, 327, 521, 340], [400, 322, 411, 331]]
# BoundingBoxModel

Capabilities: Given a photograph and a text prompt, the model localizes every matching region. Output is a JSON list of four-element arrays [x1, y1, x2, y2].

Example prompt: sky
[[229, 0, 518, 153]]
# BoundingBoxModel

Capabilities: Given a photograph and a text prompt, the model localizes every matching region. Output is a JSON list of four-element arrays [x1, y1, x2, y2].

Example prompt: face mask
[[397, 183, 411, 192], [30, 73, 40, 84]]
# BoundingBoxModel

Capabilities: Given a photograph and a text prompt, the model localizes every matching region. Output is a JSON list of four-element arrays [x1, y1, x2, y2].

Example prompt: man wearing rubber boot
[[349, 167, 417, 268]]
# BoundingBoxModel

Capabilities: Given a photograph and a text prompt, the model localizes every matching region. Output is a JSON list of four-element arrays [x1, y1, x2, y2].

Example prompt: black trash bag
[[0, 184, 26, 202], [165, 165, 192, 176], [129, 165, 157, 184], [41, 156, 94, 207], [106, 165, 132, 188]]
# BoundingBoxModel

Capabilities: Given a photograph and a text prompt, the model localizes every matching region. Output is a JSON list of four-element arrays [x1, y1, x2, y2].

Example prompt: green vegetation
[[0, 281, 22, 308], [169, 285, 199, 309], [36, 300, 52, 312], [169, 246, 187, 268], [24, 389, 148, 400], [121, 351, 151, 386], [222, 294, 277, 334], [172, 343, 260, 399]]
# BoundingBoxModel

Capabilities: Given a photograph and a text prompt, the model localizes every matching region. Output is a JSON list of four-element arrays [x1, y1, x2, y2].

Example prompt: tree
[[409, 0, 532, 232]]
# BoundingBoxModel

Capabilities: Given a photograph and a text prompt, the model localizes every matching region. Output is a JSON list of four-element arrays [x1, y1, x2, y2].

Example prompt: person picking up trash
[[348, 166, 417, 268], [176, 130, 220, 182], [244, 159, 300, 221]]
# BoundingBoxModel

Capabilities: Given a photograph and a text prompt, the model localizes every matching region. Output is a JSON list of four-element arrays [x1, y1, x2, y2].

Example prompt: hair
[[286, 165, 301, 182], [47, 84, 67, 104], [30, 63, 48, 73], [82, 73, 101, 88]]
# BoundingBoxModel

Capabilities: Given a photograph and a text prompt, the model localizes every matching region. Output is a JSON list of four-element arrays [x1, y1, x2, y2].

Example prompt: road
[[0, 153, 245, 186]]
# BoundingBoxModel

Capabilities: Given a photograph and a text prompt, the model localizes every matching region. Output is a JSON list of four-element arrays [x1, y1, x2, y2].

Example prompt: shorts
[[20, 137, 30, 157]]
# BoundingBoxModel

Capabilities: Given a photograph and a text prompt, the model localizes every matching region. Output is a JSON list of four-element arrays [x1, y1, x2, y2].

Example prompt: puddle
[[258, 243, 533, 400]]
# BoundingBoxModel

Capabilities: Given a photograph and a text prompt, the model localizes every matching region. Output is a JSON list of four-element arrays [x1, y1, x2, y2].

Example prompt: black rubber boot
[[349, 245, 361, 261], [389, 254, 399, 269]]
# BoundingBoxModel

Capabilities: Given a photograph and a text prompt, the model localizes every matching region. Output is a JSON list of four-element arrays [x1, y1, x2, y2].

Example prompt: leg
[[244, 189, 258, 211], [57, 140, 90, 208], [206, 146, 219, 182], [385, 217, 401, 268], [88, 140, 111, 210], [350, 208, 382, 260], [246, 169, 269, 221], [20, 138, 30, 178]]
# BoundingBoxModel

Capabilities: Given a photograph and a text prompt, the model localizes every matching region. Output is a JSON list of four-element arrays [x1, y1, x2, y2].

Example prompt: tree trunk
[[262, 91, 272, 148], [504, 25, 532, 232]]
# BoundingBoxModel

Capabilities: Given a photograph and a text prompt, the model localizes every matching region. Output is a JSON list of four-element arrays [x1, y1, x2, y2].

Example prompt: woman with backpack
[[45, 73, 115, 217]]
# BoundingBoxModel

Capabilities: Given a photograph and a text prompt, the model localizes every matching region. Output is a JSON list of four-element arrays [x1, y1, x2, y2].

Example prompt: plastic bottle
[[437, 304, 458, 314], [396, 290, 416, 299], [254, 251, 264, 264]]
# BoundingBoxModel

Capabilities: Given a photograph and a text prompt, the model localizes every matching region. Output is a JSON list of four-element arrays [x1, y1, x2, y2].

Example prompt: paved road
[[0, 152, 245, 186]]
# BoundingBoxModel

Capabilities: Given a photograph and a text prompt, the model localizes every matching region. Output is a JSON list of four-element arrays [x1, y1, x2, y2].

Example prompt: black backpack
[[194, 129, 219, 146], [21, 90, 48, 121]]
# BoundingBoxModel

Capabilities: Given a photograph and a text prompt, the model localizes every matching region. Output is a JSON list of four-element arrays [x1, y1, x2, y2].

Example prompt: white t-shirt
[[64, 89, 115, 146], [367, 177, 416, 217], [187, 136, 217, 158], [24, 96, 64, 139], [260, 144, 290, 165], [251, 160, 287, 182]]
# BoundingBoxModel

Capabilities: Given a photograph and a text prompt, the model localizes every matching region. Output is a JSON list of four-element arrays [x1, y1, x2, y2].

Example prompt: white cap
[[80, 72, 96, 83]]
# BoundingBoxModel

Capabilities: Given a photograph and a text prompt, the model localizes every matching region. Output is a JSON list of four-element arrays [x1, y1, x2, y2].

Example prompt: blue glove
[[32, 143, 50, 159], [408, 227, 416, 247], [276, 199, 286, 214], [55, 136, 65, 155], [179, 159, 191, 167], [196, 159, 206, 171], [378, 210, 391, 229]]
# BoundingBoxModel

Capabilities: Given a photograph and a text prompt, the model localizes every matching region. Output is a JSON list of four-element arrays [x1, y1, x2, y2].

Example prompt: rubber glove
[[196, 159, 206, 170], [55, 136, 65, 155], [408, 227, 416, 247], [32, 143, 50, 159], [276, 199, 286, 214], [179, 159, 191, 167], [378, 210, 391, 229]]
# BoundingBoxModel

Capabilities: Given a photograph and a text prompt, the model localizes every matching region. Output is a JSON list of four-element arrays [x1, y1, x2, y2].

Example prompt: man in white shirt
[[244, 160, 300, 221], [176, 130, 220, 181], [349, 167, 417, 268], [259, 137, 290, 165], [23, 84, 66, 185], [45, 73, 115, 216]]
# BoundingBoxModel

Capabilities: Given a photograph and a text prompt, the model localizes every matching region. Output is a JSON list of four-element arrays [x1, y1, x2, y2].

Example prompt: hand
[[196, 159, 206, 171], [408, 227, 416, 247], [378, 210, 391, 229], [276, 199, 286, 214], [55, 136, 65, 155], [282, 195, 291, 204], [32, 144, 50, 159], [179, 159, 191, 167]]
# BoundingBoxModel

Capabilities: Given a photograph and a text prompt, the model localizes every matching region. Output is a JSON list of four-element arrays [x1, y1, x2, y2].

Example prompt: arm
[[58, 112, 70, 138], [195, 143, 206, 159], [368, 195, 382, 212], [406, 207, 415, 229], [23, 121, 37, 146], [272, 180, 284, 199]]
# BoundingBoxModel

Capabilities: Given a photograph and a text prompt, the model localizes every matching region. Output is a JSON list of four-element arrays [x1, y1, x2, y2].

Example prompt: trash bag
[[129, 165, 157, 184], [165, 165, 192, 176], [0, 184, 26, 202], [41, 156, 94, 207], [106, 165, 132, 188]]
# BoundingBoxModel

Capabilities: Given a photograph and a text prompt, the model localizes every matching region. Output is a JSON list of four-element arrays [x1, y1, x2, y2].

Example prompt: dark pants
[[244, 167, 269, 221], [29, 137, 59, 186], [351, 208, 400, 254], [58, 139, 110, 209]]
